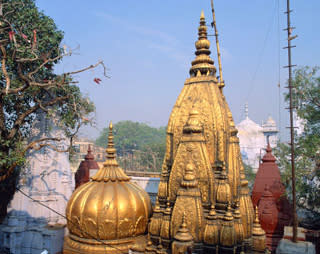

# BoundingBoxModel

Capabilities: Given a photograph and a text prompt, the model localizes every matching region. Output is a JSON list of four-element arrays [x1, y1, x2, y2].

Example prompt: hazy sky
[[36, 0, 319, 140]]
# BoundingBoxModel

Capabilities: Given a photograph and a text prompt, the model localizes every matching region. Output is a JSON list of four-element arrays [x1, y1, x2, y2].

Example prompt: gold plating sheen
[[64, 123, 151, 253], [148, 11, 260, 253]]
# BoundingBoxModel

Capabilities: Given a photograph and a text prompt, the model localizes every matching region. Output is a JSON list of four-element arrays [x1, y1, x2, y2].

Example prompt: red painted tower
[[74, 145, 99, 189], [252, 143, 291, 253]]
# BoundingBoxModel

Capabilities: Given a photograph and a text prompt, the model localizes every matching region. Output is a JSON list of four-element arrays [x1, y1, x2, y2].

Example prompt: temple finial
[[91, 121, 130, 181], [85, 144, 94, 160], [200, 10, 205, 20], [189, 11, 216, 77], [106, 121, 117, 162], [245, 102, 249, 119], [254, 206, 260, 224]]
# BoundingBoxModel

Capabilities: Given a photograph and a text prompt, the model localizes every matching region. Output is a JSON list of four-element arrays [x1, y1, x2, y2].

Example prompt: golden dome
[[64, 122, 152, 254]]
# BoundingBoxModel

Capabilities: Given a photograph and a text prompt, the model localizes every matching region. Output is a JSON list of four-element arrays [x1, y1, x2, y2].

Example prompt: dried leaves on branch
[[0, 0, 108, 203]]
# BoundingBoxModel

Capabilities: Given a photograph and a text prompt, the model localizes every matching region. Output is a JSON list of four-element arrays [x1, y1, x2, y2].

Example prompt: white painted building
[[236, 104, 278, 172], [0, 112, 74, 254]]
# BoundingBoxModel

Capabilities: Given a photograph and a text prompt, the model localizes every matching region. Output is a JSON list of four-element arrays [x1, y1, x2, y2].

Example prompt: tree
[[274, 66, 320, 216], [243, 162, 255, 191], [96, 121, 166, 171], [0, 0, 107, 221]]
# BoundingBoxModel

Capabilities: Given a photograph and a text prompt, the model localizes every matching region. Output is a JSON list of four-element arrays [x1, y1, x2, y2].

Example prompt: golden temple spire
[[171, 212, 194, 254], [204, 204, 219, 248], [145, 234, 154, 254], [252, 206, 266, 252], [64, 121, 152, 254], [149, 11, 260, 253], [220, 203, 236, 249], [234, 201, 245, 249], [160, 201, 172, 248], [174, 212, 193, 242], [189, 11, 216, 77], [224, 203, 234, 221], [200, 10, 205, 19], [149, 198, 163, 245], [215, 170, 232, 210], [105, 121, 117, 163], [91, 121, 130, 182], [252, 206, 265, 235]]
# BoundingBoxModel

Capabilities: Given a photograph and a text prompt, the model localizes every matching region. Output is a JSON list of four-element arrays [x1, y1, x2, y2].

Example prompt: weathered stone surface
[[0, 112, 73, 253], [276, 239, 315, 254], [130, 176, 160, 205]]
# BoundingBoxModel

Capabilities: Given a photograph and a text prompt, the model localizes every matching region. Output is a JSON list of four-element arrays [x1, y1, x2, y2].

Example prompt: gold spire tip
[[254, 206, 259, 223], [200, 10, 205, 19], [109, 121, 113, 130]]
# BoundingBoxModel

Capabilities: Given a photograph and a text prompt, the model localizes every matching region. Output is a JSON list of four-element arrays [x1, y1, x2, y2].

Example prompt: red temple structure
[[252, 143, 292, 253], [74, 145, 99, 189]]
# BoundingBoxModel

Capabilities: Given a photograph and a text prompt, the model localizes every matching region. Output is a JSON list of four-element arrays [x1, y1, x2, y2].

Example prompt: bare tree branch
[[0, 45, 11, 94], [7, 95, 69, 140], [65, 60, 110, 78]]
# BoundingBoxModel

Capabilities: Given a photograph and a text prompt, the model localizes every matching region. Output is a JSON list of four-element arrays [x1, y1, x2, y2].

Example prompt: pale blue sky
[[36, 0, 320, 140]]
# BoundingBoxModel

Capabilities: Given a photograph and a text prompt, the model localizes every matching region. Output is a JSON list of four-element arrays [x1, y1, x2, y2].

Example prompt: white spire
[[245, 102, 249, 119]]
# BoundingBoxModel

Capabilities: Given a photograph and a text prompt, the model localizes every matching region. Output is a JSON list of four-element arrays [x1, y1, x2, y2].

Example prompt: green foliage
[[243, 162, 255, 190], [274, 66, 320, 213], [0, 0, 94, 139], [96, 121, 166, 172], [0, 0, 98, 218]]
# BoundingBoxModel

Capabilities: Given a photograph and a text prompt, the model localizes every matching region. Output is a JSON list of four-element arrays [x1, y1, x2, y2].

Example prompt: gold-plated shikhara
[[149, 11, 262, 253], [63, 9, 264, 254], [63, 122, 152, 254]]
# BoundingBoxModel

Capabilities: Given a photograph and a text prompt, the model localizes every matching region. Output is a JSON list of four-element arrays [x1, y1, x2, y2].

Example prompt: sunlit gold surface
[[220, 204, 236, 247], [64, 123, 151, 254], [148, 11, 260, 253], [252, 207, 266, 253], [171, 213, 194, 254]]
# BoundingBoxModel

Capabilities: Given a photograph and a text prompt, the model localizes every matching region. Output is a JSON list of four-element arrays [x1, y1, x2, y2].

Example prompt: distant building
[[252, 143, 291, 253], [262, 116, 278, 148], [70, 137, 105, 173], [236, 103, 278, 172], [74, 145, 99, 189]]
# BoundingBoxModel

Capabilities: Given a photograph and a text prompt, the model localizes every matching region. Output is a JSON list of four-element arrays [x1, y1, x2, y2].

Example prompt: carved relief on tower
[[171, 196, 204, 242], [170, 162, 205, 243], [166, 81, 231, 171], [168, 141, 214, 206], [227, 135, 242, 200]]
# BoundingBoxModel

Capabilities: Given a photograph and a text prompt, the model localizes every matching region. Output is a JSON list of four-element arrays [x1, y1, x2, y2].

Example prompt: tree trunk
[[0, 146, 19, 223], [0, 173, 18, 223]]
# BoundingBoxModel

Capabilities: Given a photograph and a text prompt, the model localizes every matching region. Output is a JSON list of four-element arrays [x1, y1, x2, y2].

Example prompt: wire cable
[[277, 0, 282, 142], [245, 0, 278, 102]]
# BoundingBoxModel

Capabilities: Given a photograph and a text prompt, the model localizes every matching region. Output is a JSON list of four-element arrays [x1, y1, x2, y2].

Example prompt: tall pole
[[210, 0, 224, 88], [285, 0, 298, 243]]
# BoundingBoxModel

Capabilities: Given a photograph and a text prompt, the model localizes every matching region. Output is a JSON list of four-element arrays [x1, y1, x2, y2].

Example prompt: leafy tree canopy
[[0, 0, 106, 220], [96, 121, 166, 171], [274, 66, 320, 215]]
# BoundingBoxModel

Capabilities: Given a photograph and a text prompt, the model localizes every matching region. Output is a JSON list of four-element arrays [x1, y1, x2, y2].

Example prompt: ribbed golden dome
[[64, 122, 152, 254]]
